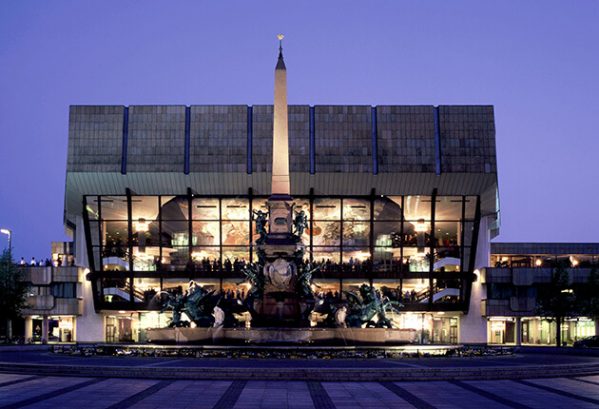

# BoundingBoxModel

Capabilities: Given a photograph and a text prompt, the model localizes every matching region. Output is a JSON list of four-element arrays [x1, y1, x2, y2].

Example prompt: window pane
[[342, 279, 371, 297], [132, 220, 159, 246], [403, 220, 431, 248], [373, 280, 402, 303], [402, 278, 430, 303], [191, 247, 221, 271], [293, 198, 311, 220], [131, 196, 159, 220], [432, 277, 462, 304], [403, 247, 431, 272], [192, 221, 220, 246], [404, 195, 431, 221], [160, 196, 189, 220], [342, 198, 370, 220], [161, 220, 189, 246], [374, 196, 402, 220], [134, 277, 160, 304], [312, 221, 340, 246], [313, 247, 340, 263], [373, 221, 402, 247], [222, 198, 249, 220], [100, 196, 128, 220], [86, 196, 100, 220], [162, 278, 191, 295], [342, 247, 370, 264], [435, 196, 462, 221], [312, 279, 340, 299], [102, 277, 131, 302], [192, 198, 219, 220], [313, 198, 340, 220], [222, 247, 250, 264], [342, 222, 370, 246], [222, 221, 250, 245], [373, 247, 401, 272], [102, 221, 128, 246], [132, 247, 160, 271], [162, 246, 189, 270], [434, 221, 460, 247], [433, 247, 461, 272]]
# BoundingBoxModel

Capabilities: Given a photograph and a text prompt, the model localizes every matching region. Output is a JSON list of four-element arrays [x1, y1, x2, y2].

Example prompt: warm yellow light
[[414, 219, 427, 233], [191, 251, 209, 261], [571, 258, 579, 267], [535, 259, 542, 267], [135, 218, 149, 232], [354, 251, 371, 261]]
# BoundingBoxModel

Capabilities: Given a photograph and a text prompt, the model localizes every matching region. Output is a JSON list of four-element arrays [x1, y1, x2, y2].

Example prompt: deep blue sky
[[1, 1, 598, 258]]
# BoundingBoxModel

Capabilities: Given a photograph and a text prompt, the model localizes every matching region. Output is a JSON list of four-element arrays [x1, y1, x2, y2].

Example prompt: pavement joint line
[[449, 380, 532, 409], [0, 378, 105, 409], [382, 360, 428, 368], [141, 359, 187, 367], [379, 382, 435, 409], [514, 379, 599, 405], [105, 380, 174, 409], [307, 381, 336, 409], [212, 380, 246, 409], [570, 377, 599, 386], [0, 376, 40, 388]]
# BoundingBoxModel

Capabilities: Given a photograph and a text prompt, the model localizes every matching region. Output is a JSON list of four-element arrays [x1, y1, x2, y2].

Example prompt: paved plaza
[[0, 373, 598, 409]]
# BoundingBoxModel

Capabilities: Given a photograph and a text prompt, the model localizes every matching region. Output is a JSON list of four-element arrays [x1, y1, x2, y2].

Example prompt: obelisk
[[271, 34, 290, 196]]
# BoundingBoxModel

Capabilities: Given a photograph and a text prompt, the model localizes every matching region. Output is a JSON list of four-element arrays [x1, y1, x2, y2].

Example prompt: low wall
[[146, 327, 418, 345]]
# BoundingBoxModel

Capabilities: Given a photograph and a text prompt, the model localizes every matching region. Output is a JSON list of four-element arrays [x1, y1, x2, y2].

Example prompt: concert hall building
[[54, 102, 498, 344], [18, 52, 597, 346]]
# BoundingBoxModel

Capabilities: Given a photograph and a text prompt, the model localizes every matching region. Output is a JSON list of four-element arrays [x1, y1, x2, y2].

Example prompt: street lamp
[[0, 228, 11, 252]]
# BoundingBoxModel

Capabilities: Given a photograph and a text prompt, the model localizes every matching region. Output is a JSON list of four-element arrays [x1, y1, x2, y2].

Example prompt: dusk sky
[[1, 1, 598, 259]]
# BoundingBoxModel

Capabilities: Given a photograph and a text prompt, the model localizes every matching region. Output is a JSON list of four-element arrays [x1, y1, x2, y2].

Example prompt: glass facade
[[84, 194, 480, 311]]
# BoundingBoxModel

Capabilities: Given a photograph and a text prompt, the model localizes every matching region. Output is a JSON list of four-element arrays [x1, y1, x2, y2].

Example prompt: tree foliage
[[535, 262, 576, 346], [0, 250, 28, 323], [577, 267, 599, 321]]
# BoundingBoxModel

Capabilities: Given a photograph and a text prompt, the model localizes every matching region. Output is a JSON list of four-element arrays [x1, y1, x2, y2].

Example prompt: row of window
[[86, 195, 477, 222], [97, 277, 464, 307], [28, 283, 78, 298]]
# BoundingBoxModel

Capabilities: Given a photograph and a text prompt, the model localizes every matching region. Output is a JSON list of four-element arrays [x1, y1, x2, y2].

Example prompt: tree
[[576, 267, 599, 336], [0, 250, 28, 341], [536, 262, 576, 347]]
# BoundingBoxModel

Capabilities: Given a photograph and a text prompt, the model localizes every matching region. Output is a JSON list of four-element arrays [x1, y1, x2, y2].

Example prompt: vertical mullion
[[429, 189, 437, 306], [82, 196, 95, 273], [97, 196, 103, 272], [433, 106, 441, 175], [400, 195, 405, 277], [460, 196, 466, 272], [369, 189, 375, 286], [187, 189, 193, 279], [460, 196, 467, 304], [126, 191, 134, 307], [371, 106, 378, 175], [158, 196, 162, 271], [339, 198, 344, 269], [184, 106, 191, 175], [247, 106, 253, 174], [309, 106, 315, 174], [219, 197, 223, 291], [249, 188, 253, 265], [309, 189, 314, 263], [120, 106, 129, 175]]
